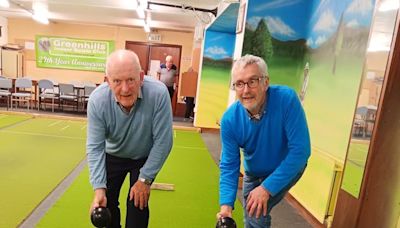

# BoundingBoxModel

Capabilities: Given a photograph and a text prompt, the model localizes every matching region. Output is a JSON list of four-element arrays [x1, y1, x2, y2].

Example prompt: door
[[125, 42, 149, 73], [149, 45, 181, 76]]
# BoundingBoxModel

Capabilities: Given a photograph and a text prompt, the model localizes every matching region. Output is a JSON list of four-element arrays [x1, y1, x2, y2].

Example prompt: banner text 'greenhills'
[[35, 36, 115, 72]]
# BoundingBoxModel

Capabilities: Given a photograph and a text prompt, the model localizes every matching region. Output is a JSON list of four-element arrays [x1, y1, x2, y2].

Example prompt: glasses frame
[[232, 76, 266, 90]]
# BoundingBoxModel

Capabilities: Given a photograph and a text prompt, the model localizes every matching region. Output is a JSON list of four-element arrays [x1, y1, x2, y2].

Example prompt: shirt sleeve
[[86, 97, 107, 190], [262, 89, 311, 196], [219, 115, 241, 207], [139, 87, 173, 180]]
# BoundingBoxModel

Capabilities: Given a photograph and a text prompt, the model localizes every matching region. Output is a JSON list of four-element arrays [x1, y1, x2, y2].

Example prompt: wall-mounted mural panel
[[195, 30, 236, 128], [242, 0, 376, 223], [305, 0, 375, 162], [195, 4, 238, 128]]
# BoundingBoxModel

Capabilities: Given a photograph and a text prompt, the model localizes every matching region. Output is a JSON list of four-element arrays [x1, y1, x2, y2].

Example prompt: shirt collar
[[246, 94, 267, 121]]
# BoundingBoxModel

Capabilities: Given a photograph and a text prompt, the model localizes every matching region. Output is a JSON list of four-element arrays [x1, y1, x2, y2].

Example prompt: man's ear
[[140, 71, 145, 86], [105, 76, 110, 85], [264, 76, 270, 86]]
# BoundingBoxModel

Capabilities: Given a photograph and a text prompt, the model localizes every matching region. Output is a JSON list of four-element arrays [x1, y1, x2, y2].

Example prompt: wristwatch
[[138, 177, 153, 185]]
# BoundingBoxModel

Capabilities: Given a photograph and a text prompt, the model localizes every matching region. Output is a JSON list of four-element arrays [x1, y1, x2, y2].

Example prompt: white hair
[[231, 54, 269, 81]]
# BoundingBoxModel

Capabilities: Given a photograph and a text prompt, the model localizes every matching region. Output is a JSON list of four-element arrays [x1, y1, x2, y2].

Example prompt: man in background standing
[[157, 55, 178, 100]]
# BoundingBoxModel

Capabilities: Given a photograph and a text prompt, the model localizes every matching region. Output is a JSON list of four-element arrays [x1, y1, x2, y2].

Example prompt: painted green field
[[268, 55, 305, 91], [303, 53, 364, 161], [290, 150, 338, 223], [196, 64, 231, 128]]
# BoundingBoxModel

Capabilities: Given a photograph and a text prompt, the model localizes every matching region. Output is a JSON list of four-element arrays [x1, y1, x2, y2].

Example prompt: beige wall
[[0, 16, 8, 46], [8, 18, 194, 84]]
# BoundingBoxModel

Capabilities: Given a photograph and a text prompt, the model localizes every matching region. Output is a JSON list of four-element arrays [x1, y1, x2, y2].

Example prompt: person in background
[[157, 55, 178, 100], [87, 49, 173, 228], [217, 54, 310, 228], [184, 96, 195, 121]]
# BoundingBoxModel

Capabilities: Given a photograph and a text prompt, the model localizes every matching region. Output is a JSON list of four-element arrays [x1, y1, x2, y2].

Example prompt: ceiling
[[0, 0, 224, 32]]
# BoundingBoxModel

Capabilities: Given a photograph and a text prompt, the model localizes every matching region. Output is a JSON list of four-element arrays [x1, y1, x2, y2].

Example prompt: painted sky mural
[[308, 0, 375, 49], [204, 33, 235, 60], [246, 0, 375, 49], [246, 0, 309, 41]]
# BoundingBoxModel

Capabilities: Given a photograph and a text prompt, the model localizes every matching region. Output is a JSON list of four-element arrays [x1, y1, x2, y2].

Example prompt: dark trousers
[[184, 97, 195, 118], [105, 154, 149, 228], [167, 86, 174, 100]]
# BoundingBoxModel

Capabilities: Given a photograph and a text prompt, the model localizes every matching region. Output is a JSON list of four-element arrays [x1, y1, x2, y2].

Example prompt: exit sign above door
[[148, 33, 162, 42]]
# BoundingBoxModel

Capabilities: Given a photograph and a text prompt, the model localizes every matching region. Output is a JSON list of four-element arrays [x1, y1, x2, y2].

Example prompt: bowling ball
[[216, 217, 237, 228], [90, 206, 111, 228]]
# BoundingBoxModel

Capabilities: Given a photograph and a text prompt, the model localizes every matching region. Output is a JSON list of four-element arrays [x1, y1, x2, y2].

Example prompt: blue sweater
[[219, 85, 310, 207], [86, 77, 173, 190]]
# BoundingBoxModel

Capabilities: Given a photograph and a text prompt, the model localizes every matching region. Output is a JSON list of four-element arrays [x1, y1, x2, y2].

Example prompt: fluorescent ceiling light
[[0, 0, 10, 8], [379, 0, 399, 11], [139, 0, 148, 8], [146, 11, 151, 24], [32, 0, 49, 24], [136, 7, 145, 18], [32, 13, 49, 24], [144, 22, 150, 32], [367, 32, 391, 52], [122, 0, 138, 10]]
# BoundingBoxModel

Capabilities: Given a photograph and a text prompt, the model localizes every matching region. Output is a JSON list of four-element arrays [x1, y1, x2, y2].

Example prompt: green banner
[[35, 35, 115, 72]]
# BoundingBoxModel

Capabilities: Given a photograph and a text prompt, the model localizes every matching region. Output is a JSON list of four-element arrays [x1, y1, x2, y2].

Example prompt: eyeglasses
[[232, 77, 265, 90]]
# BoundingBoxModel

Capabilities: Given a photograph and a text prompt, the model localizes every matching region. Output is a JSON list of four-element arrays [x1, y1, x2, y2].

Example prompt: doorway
[[125, 41, 182, 115]]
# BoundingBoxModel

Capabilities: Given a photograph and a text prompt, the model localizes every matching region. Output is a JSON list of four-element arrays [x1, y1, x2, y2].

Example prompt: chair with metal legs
[[58, 83, 79, 112], [38, 79, 58, 112], [11, 78, 33, 110], [0, 78, 13, 110]]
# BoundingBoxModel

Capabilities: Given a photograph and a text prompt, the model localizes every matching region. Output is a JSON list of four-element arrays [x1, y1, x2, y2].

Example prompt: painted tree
[[242, 25, 254, 56], [251, 19, 273, 63]]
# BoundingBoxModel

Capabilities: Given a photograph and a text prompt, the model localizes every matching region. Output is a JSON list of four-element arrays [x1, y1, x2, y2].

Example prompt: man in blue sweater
[[217, 55, 310, 228], [87, 49, 173, 228]]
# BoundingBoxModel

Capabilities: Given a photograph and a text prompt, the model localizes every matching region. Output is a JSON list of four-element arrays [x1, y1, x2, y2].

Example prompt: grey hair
[[166, 55, 173, 62], [231, 54, 269, 81], [105, 49, 142, 76]]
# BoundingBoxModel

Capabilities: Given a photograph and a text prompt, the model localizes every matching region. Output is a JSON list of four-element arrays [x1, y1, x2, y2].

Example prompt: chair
[[38, 79, 58, 112], [0, 78, 13, 110], [82, 84, 96, 111], [11, 78, 33, 110], [58, 83, 79, 111]]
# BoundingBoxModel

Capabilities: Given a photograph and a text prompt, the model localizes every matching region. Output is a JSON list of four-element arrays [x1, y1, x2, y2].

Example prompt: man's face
[[106, 62, 143, 110], [166, 59, 173, 69], [233, 64, 269, 114]]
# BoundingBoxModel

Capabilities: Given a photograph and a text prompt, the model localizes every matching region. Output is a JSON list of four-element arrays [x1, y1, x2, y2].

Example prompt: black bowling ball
[[216, 217, 237, 228], [90, 206, 111, 228]]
